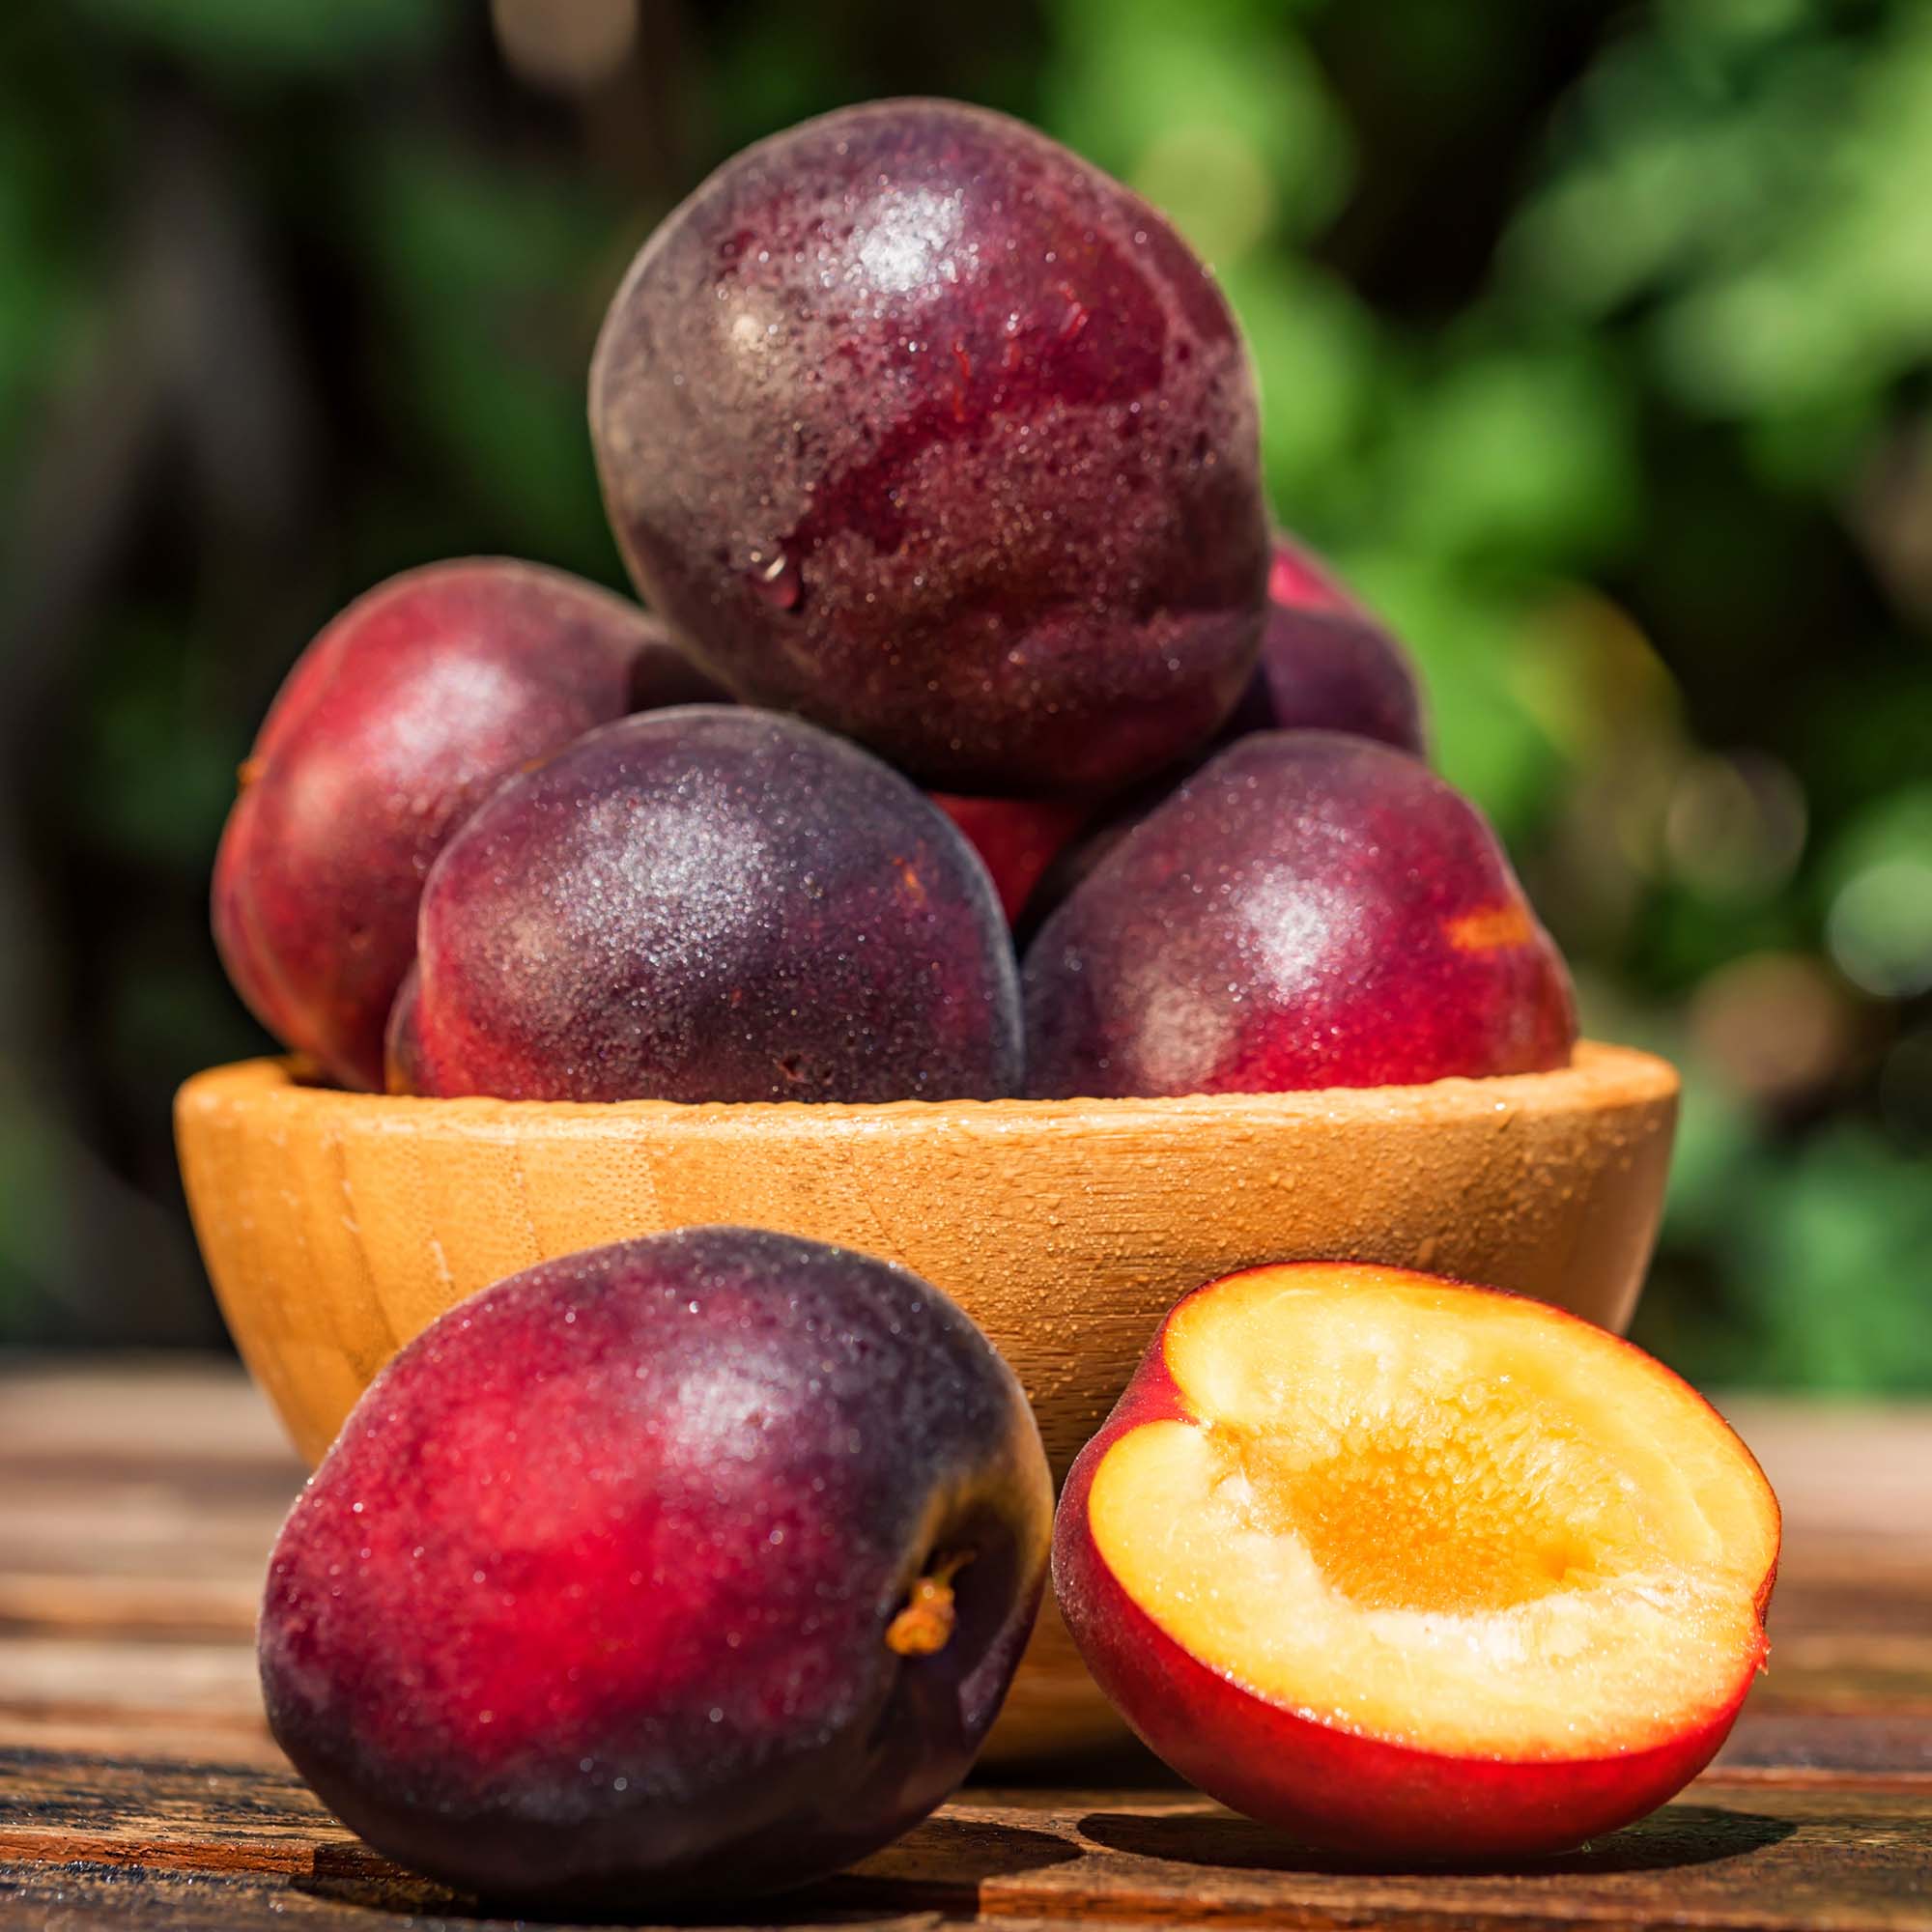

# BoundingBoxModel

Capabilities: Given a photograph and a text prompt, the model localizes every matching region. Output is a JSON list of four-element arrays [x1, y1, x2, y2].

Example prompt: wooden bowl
[[176, 1040, 1676, 1761]]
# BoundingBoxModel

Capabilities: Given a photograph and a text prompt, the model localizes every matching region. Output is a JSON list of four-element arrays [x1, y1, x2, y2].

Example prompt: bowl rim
[[177, 1039, 1676, 1137]]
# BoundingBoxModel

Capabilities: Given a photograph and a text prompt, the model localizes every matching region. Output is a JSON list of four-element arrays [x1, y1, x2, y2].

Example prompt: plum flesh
[[212, 560, 717, 1091], [258, 1226, 1052, 1907], [590, 99, 1268, 794], [1023, 730, 1575, 1097], [393, 705, 1023, 1102]]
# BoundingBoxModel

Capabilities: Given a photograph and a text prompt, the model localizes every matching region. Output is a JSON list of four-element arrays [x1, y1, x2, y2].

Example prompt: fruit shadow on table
[[1072, 1801, 1797, 1878]]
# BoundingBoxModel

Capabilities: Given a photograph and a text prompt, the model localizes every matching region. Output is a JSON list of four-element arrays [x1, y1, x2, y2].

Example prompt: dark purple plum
[[1265, 529, 1357, 615], [1016, 534, 1428, 939], [392, 705, 1022, 1102], [213, 559, 723, 1091], [1024, 731, 1576, 1098], [929, 792, 1097, 925], [590, 99, 1268, 794], [259, 1226, 1053, 1907], [1222, 534, 1426, 755]]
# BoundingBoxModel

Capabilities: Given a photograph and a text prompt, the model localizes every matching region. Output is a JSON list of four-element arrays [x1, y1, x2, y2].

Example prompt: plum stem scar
[[887, 1548, 975, 1657]]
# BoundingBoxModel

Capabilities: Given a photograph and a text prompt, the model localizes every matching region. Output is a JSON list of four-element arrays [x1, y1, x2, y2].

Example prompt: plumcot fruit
[[258, 1226, 1053, 1907], [590, 99, 1268, 794], [392, 705, 1022, 1102], [213, 559, 720, 1091], [1023, 731, 1575, 1098]]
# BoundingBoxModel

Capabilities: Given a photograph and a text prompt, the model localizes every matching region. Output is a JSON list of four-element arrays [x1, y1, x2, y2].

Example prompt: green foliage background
[[1, 0, 1926, 1382]]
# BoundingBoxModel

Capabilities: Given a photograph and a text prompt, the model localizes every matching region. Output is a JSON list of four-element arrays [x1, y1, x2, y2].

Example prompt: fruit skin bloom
[[392, 706, 1022, 1104], [1023, 730, 1575, 1099], [591, 98, 1268, 796], [259, 1227, 1052, 1908]]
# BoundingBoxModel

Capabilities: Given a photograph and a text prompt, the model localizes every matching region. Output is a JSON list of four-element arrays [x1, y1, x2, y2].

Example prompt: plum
[[1224, 534, 1426, 756], [590, 99, 1268, 794], [1016, 535, 1426, 938], [1024, 730, 1575, 1098], [1265, 528, 1357, 615], [393, 705, 1022, 1102], [930, 792, 1095, 925], [259, 1226, 1053, 1906], [1056, 1263, 1779, 1861], [213, 559, 721, 1091]]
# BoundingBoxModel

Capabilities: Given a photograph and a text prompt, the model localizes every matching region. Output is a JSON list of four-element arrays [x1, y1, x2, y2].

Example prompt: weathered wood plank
[[1, 1749, 1929, 1931]]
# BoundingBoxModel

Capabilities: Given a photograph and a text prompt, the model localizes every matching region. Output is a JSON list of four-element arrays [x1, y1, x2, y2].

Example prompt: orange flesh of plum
[[1087, 1265, 1779, 1761]]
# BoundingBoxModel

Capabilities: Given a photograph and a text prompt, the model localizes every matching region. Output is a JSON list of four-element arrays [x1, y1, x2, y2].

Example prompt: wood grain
[[3, 1363, 1930, 1929], [3, 1753, 1930, 1931], [175, 1044, 1679, 1478]]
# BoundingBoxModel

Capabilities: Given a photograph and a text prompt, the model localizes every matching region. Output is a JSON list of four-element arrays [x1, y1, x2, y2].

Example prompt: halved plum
[[1054, 1264, 1780, 1861]]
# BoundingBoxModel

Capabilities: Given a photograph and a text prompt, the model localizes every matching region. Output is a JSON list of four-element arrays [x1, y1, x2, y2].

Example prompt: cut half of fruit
[[1053, 1263, 1779, 1861]]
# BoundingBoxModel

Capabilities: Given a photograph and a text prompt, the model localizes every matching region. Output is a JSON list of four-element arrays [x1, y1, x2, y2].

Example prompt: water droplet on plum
[[751, 551, 802, 611]]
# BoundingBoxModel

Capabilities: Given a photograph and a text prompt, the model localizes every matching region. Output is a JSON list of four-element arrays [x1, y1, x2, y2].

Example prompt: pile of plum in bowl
[[175, 99, 1777, 1910]]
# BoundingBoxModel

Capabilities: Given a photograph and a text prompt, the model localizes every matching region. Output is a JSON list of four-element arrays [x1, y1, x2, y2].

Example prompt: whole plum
[[1024, 731, 1575, 1097], [1224, 534, 1426, 755], [1017, 534, 1427, 938], [259, 1226, 1052, 1907], [590, 99, 1268, 794], [393, 705, 1022, 1102], [930, 792, 1096, 925], [213, 560, 719, 1091]]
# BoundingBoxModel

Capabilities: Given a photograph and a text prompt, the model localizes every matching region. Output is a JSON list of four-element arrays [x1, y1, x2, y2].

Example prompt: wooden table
[[2, 1360, 1928, 1929]]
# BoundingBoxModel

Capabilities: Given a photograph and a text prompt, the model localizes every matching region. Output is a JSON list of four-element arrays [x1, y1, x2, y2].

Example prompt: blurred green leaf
[[353, 140, 618, 572], [76, 0, 449, 77], [1380, 344, 1639, 570], [1228, 257, 1379, 505], [1045, 2, 1352, 254], [1741, 1125, 1932, 1390]]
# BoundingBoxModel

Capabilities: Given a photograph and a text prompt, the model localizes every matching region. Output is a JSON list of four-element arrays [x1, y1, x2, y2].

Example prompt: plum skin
[[393, 705, 1022, 1103], [590, 98, 1268, 794], [259, 1226, 1052, 1908], [930, 792, 1095, 925], [1023, 730, 1576, 1098], [1052, 1265, 1776, 1862], [1231, 534, 1426, 756], [213, 559, 720, 1092], [1017, 535, 1425, 937], [1265, 529, 1356, 616]]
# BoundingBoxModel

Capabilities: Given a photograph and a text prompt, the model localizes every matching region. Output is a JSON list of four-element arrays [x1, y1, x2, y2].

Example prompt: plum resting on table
[[1054, 1263, 1779, 1860], [1023, 730, 1576, 1098], [212, 560, 720, 1092], [392, 705, 1022, 1103], [258, 1227, 1053, 1907], [590, 98, 1269, 795]]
